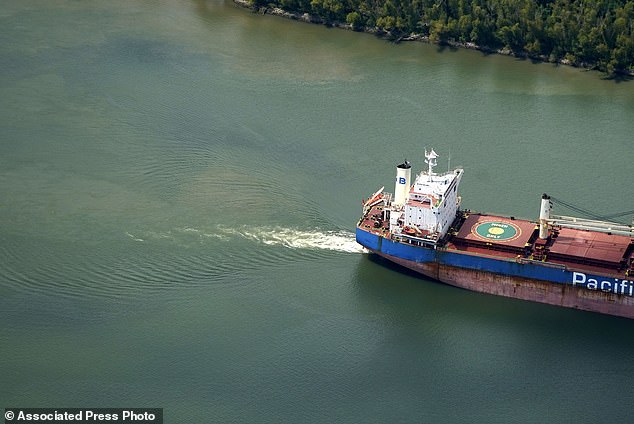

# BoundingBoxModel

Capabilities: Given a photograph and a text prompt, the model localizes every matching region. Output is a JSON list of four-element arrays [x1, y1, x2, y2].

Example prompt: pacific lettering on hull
[[572, 272, 634, 297]]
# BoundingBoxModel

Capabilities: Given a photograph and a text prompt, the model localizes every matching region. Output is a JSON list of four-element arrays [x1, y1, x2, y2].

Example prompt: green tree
[[347, 11, 365, 30], [253, 0, 634, 74]]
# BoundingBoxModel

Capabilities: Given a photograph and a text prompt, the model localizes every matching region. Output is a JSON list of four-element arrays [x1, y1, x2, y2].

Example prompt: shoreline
[[233, 0, 632, 77]]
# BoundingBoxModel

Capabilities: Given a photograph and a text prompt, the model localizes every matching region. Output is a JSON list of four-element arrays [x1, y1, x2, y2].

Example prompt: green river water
[[1, 0, 633, 422]]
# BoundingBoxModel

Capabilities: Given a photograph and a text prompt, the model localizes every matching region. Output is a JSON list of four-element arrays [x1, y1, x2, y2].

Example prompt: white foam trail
[[238, 227, 363, 253], [131, 226, 364, 253], [199, 226, 363, 253], [125, 232, 145, 242]]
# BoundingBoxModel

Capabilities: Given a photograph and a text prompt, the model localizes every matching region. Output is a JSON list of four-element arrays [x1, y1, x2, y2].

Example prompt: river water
[[1, 0, 633, 422]]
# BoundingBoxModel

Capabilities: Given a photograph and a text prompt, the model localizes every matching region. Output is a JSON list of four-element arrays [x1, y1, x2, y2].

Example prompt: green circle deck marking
[[471, 221, 521, 242]]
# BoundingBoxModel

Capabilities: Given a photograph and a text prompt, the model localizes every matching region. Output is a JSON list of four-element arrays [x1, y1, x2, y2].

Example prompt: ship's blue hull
[[356, 227, 634, 318]]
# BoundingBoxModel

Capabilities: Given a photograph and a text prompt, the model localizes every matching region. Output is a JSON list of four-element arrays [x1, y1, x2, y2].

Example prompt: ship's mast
[[447, 148, 451, 173], [424, 149, 438, 181], [539, 194, 551, 239]]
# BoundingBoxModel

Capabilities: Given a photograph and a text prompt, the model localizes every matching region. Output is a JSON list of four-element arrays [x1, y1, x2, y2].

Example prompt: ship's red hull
[[372, 250, 634, 319]]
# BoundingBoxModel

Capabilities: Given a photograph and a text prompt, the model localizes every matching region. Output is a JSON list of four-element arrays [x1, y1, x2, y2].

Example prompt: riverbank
[[233, 0, 632, 77]]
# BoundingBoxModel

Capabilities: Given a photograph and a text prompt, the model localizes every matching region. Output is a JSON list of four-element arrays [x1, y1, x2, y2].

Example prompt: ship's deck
[[359, 205, 634, 278], [450, 213, 537, 250], [548, 228, 631, 266], [447, 213, 633, 277], [358, 204, 390, 235]]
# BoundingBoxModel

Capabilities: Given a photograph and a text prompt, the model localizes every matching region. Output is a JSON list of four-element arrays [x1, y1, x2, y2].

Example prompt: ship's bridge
[[390, 149, 463, 240]]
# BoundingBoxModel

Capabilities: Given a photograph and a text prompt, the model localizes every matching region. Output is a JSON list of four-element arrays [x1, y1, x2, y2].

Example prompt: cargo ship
[[356, 150, 634, 319]]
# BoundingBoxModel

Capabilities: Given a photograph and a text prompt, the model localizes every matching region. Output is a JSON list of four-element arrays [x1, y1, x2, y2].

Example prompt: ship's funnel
[[394, 160, 411, 206], [539, 193, 551, 239]]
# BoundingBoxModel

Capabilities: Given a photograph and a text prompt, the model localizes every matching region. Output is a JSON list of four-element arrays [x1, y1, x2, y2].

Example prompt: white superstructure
[[389, 149, 463, 242]]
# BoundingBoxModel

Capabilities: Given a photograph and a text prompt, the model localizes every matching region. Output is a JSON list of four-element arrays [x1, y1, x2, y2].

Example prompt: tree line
[[249, 0, 634, 74]]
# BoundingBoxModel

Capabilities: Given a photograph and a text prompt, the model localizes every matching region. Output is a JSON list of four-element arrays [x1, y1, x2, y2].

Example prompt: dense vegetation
[[249, 0, 634, 74]]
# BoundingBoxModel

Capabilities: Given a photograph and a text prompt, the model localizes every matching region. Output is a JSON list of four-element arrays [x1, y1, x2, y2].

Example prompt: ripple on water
[[0, 226, 363, 300]]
